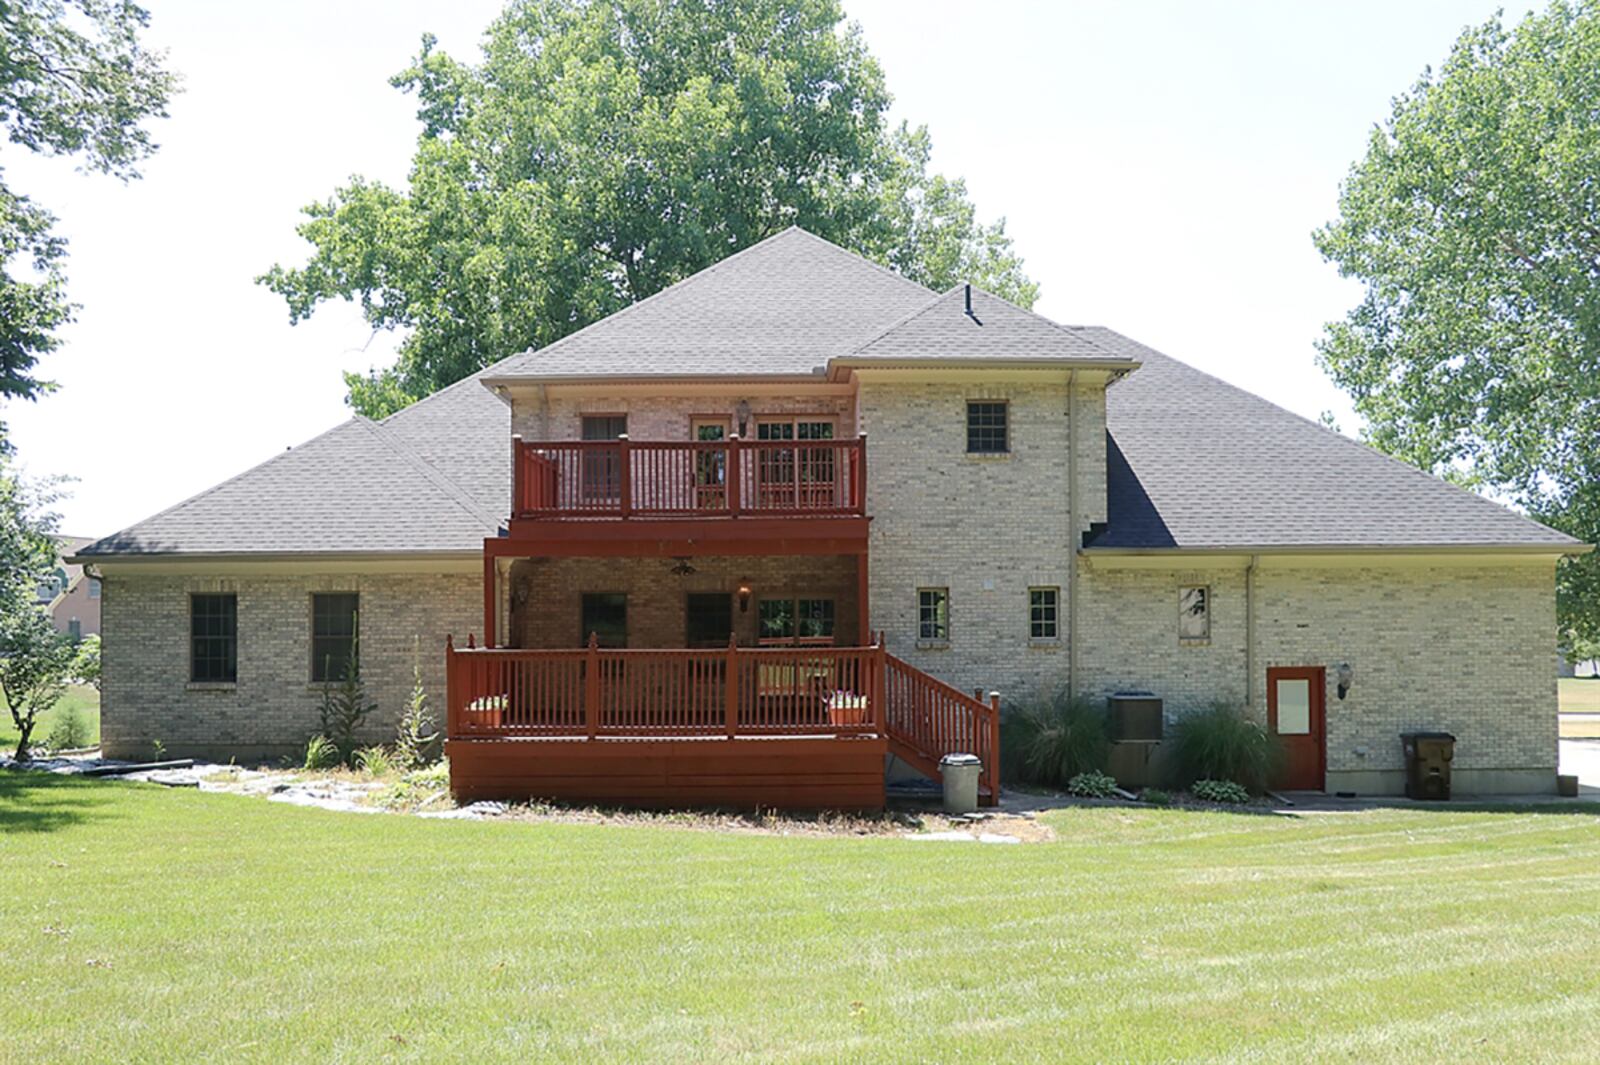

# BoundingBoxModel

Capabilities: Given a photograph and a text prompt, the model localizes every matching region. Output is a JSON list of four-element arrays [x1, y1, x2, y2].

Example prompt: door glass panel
[[1275, 678, 1311, 735]]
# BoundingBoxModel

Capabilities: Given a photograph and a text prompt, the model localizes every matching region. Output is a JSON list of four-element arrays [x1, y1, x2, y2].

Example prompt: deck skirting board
[[446, 736, 889, 810]]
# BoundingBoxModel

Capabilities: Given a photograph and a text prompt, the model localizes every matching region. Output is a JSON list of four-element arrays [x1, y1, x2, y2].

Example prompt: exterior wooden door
[[1267, 666, 1326, 791]]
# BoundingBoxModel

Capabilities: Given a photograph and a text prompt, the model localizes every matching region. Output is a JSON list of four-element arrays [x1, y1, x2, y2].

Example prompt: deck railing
[[445, 635, 1002, 801], [513, 435, 866, 519], [446, 635, 884, 740]]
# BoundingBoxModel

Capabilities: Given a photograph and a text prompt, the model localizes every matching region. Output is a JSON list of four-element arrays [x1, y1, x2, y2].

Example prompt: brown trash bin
[[1401, 731, 1454, 800]]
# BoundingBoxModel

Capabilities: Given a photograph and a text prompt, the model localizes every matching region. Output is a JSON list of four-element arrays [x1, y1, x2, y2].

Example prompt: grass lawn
[[0, 684, 99, 752], [3, 777, 1599, 1062]]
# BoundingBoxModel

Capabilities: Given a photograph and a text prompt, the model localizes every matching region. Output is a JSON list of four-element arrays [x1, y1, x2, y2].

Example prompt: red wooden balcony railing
[[883, 652, 1001, 803], [512, 435, 866, 519]]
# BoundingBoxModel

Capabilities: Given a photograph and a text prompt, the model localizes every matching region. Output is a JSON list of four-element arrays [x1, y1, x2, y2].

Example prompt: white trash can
[[939, 753, 983, 814]]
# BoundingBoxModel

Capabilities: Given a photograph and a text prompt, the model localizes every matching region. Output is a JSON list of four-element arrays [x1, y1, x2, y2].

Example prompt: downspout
[[1245, 553, 1260, 713], [1067, 371, 1079, 701]]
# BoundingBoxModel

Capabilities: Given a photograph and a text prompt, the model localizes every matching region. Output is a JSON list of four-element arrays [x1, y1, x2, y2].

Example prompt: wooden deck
[[444, 637, 998, 810]]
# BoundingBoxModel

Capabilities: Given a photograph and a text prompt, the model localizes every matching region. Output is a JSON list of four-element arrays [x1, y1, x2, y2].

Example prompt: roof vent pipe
[[964, 283, 974, 318]]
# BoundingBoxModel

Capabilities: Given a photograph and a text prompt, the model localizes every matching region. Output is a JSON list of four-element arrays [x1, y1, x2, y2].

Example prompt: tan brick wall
[[99, 571, 478, 761], [1076, 561, 1560, 791], [856, 378, 1106, 698], [511, 392, 856, 440], [509, 555, 860, 649]]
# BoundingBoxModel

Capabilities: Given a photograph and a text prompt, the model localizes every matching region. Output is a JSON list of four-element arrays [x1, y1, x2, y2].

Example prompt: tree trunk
[[13, 717, 36, 763]]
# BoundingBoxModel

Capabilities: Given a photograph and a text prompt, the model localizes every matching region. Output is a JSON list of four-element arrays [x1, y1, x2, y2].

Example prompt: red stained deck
[[444, 638, 998, 810]]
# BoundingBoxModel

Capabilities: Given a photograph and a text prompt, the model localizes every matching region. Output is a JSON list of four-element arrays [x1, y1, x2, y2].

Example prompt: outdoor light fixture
[[735, 399, 752, 435], [1336, 662, 1354, 700], [737, 582, 752, 613]]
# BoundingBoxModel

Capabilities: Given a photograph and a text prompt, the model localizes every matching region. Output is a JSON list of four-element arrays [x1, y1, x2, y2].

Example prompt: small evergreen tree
[[394, 644, 440, 770], [315, 640, 377, 768]]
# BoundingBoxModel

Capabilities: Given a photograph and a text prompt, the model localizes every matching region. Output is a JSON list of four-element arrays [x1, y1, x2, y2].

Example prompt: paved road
[[1559, 739, 1600, 793]]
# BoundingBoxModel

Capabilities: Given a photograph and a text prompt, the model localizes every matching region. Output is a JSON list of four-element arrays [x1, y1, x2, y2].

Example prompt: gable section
[[843, 285, 1123, 364]]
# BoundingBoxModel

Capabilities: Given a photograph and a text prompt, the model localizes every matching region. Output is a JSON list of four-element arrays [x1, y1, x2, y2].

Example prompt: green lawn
[[1559, 676, 1600, 714], [3, 777, 1599, 1062], [0, 683, 99, 752]]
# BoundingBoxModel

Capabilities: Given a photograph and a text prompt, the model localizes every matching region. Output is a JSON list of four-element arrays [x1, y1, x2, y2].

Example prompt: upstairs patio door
[[581, 414, 627, 504], [755, 417, 834, 510], [691, 417, 730, 511]]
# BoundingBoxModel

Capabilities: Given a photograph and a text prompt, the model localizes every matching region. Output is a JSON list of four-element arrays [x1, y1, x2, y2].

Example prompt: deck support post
[[856, 549, 870, 647], [727, 435, 742, 517], [510, 434, 523, 517], [724, 633, 739, 738], [482, 553, 497, 649], [872, 637, 887, 735], [585, 632, 600, 739], [618, 435, 632, 518], [988, 691, 1002, 803]]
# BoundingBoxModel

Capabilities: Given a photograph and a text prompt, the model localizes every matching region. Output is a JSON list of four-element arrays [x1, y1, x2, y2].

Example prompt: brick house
[[74, 228, 1588, 803], [39, 535, 100, 640]]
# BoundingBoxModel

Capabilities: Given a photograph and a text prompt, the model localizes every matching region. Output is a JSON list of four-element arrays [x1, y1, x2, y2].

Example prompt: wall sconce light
[[1336, 662, 1354, 700], [737, 582, 752, 613], [735, 399, 752, 436]]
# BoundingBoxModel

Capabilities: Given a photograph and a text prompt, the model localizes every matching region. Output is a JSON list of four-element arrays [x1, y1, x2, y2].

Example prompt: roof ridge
[[842, 282, 1131, 363], [960, 282, 1125, 359], [353, 417, 503, 532], [840, 286, 950, 356], [1096, 328, 1581, 543], [483, 228, 936, 379], [77, 419, 369, 556]]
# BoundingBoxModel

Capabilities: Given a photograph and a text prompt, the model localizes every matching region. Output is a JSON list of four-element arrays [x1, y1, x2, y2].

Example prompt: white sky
[[6, 0, 1515, 537]]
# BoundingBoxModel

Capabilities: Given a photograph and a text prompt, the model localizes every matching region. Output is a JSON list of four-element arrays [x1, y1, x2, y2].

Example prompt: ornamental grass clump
[[1000, 689, 1110, 789], [1167, 703, 1282, 794]]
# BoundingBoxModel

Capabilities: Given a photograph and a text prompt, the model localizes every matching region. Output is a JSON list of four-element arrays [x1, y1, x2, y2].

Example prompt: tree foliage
[[1313, 0, 1600, 653], [0, 0, 175, 426], [262, 0, 1037, 418], [0, 447, 66, 760]]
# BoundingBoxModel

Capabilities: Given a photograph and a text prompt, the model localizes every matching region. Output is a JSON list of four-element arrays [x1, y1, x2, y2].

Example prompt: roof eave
[[1080, 542, 1590, 558]]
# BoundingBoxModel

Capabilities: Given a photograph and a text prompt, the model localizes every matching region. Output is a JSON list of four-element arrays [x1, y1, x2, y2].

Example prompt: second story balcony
[[511, 435, 867, 521]]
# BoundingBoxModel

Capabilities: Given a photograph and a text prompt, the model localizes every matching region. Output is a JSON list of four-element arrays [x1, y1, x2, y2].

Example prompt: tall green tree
[[0, 0, 177, 427], [262, 0, 1037, 418], [1314, 0, 1600, 657]]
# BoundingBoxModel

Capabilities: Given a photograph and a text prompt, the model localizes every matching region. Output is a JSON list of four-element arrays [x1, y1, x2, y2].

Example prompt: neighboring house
[[39, 535, 100, 641], [74, 229, 1590, 803]]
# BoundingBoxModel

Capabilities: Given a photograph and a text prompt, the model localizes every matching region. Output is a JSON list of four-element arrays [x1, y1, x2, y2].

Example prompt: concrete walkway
[[1560, 738, 1600, 794]]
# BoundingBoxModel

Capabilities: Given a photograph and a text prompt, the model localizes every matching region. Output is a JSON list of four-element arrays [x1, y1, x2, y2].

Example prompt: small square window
[[311, 592, 359, 683], [1029, 587, 1059, 639], [918, 588, 949, 641], [581, 593, 627, 648], [1179, 585, 1210, 642], [190, 593, 237, 683], [966, 401, 1008, 453]]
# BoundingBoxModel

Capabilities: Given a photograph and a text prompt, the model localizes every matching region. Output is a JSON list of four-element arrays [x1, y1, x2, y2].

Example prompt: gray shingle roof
[[76, 229, 1582, 560], [483, 228, 936, 380], [76, 416, 504, 557], [1087, 328, 1581, 551], [841, 284, 1126, 364]]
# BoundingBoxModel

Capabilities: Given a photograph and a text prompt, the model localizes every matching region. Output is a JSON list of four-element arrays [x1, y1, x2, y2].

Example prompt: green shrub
[[1166, 703, 1282, 793], [1192, 778, 1251, 805], [1065, 770, 1119, 798], [43, 705, 91, 752], [303, 734, 342, 771], [1140, 788, 1172, 806], [1000, 689, 1109, 788], [356, 745, 397, 777]]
